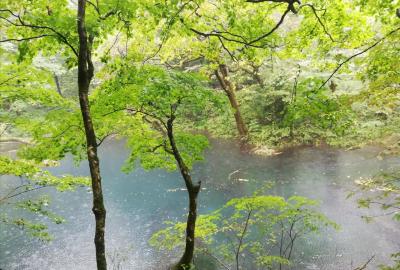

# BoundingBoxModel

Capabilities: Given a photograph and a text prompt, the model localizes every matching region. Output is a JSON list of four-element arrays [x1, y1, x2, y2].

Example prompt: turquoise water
[[0, 139, 399, 269]]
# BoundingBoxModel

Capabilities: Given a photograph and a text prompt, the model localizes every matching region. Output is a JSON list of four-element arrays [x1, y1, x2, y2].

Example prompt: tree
[[0, 1, 137, 268], [215, 64, 249, 139], [151, 193, 338, 270], [93, 64, 221, 269], [0, 46, 90, 240], [127, 0, 381, 145]]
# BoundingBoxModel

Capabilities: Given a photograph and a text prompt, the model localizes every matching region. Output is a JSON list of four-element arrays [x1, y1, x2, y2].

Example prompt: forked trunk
[[77, 1, 107, 269]]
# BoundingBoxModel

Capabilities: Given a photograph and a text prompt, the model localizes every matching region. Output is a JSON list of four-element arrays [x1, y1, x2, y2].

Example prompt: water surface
[[0, 139, 399, 269]]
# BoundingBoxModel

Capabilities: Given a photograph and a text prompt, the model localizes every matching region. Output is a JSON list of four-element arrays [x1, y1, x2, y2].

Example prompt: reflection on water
[[0, 139, 399, 269]]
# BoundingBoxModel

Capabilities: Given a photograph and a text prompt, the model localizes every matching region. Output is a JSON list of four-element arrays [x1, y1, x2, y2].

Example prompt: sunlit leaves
[[94, 64, 217, 172], [355, 170, 400, 222], [151, 193, 338, 269], [0, 156, 90, 191]]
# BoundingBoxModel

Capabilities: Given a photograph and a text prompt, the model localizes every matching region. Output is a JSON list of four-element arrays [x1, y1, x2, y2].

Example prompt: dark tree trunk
[[215, 64, 248, 140], [53, 73, 63, 97], [167, 116, 201, 270], [77, 1, 107, 269]]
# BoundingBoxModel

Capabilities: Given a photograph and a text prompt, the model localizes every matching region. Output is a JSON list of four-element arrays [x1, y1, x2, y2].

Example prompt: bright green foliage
[[335, 30, 400, 150], [356, 0, 400, 25], [0, 156, 89, 240], [124, 0, 397, 150], [0, 156, 90, 190], [150, 193, 338, 269], [354, 170, 400, 223], [352, 169, 400, 269], [283, 79, 355, 144], [93, 64, 221, 172], [0, 0, 399, 265], [1, 196, 66, 241], [0, 46, 89, 238], [0, 0, 142, 64], [2, 215, 53, 241], [0, 0, 147, 246]]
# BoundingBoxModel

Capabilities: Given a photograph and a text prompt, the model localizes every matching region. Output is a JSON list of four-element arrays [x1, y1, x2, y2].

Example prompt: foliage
[[351, 169, 400, 269], [0, 156, 90, 190], [0, 156, 89, 240], [1, 196, 65, 241], [93, 64, 222, 172], [353, 170, 400, 223], [150, 193, 338, 270], [0, 0, 399, 267]]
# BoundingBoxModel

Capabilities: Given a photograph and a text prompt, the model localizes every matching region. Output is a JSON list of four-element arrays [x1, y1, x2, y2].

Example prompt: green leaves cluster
[[0, 156, 89, 191], [93, 64, 220, 172], [0, 156, 89, 240], [150, 193, 338, 269], [353, 170, 400, 223]]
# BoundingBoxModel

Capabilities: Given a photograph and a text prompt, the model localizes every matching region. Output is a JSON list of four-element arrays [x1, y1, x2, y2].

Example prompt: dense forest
[[0, 0, 399, 269]]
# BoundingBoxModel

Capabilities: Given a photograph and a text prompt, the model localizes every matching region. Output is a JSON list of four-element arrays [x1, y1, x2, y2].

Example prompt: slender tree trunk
[[167, 116, 201, 270], [77, 1, 107, 269], [215, 64, 248, 140], [53, 73, 63, 97]]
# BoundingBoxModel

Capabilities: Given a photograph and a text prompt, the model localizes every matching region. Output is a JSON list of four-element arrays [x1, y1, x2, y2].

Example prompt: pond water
[[0, 139, 399, 270]]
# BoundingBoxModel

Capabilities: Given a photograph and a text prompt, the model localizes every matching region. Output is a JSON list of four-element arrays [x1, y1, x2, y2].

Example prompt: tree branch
[[0, 9, 78, 57], [319, 25, 400, 89], [354, 255, 375, 270], [299, 4, 336, 42], [0, 34, 55, 43], [235, 209, 252, 270]]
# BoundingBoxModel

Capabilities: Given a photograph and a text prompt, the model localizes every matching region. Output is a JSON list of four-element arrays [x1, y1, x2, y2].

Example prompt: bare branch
[[87, 0, 118, 20], [319, 26, 400, 89], [353, 255, 375, 270], [198, 244, 231, 270], [247, 6, 291, 46], [96, 133, 115, 147], [143, 0, 195, 63], [299, 4, 336, 42], [235, 209, 252, 270], [0, 186, 47, 203], [246, 0, 300, 14], [218, 36, 237, 61], [0, 34, 55, 43]]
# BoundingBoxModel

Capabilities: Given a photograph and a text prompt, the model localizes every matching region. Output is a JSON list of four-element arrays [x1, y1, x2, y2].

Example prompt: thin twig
[[353, 255, 375, 270], [319, 26, 400, 89]]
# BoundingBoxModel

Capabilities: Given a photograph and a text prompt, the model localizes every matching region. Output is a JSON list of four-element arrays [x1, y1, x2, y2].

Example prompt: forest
[[0, 0, 399, 269]]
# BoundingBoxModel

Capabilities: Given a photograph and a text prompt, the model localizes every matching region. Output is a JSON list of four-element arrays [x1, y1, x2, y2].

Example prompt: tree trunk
[[167, 116, 201, 270], [77, 1, 107, 269], [53, 73, 63, 97], [215, 64, 248, 140]]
